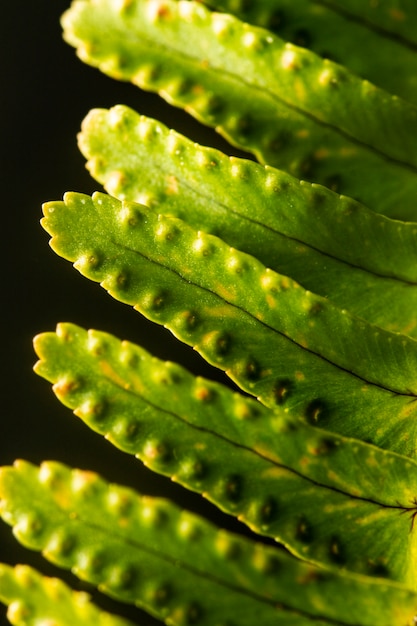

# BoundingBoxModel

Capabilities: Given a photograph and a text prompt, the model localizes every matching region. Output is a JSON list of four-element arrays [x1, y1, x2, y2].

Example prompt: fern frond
[[33, 322, 417, 583], [41, 192, 417, 456], [79, 104, 417, 334], [1, 460, 417, 626], [200, 0, 417, 105], [0, 563, 136, 626], [61, 0, 417, 217]]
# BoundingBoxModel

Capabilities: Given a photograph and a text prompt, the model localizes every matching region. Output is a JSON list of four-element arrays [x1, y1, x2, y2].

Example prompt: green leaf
[[200, 0, 417, 105], [0, 563, 135, 626], [78, 104, 417, 335], [1, 460, 417, 626], [41, 191, 417, 457], [61, 0, 417, 218], [33, 322, 417, 584], [314, 0, 417, 47]]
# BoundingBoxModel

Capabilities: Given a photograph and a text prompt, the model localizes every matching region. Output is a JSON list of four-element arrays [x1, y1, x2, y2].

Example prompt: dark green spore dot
[[310, 188, 328, 207], [147, 290, 168, 311], [311, 436, 338, 456], [121, 348, 139, 369], [175, 78, 195, 97], [324, 174, 342, 193], [85, 399, 108, 426], [279, 417, 299, 434], [116, 271, 129, 290], [223, 475, 242, 502], [57, 375, 83, 394], [177, 310, 199, 332], [21, 512, 45, 541], [119, 420, 141, 448], [116, 56, 135, 71], [185, 602, 203, 625], [86, 251, 101, 269], [146, 64, 163, 83], [268, 9, 286, 31], [259, 497, 278, 525], [300, 157, 314, 177], [214, 332, 231, 356], [329, 537, 346, 565], [195, 385, 216, 403], [267, 131, 290, 153], [273, 378, 294, 405], [151, 583, 172, 607], [88, 336, 109, 357], [309, 301, 324, 316], [182, 457, 206, 481], [296, 517, 314, 544], [305, 399, 327, 425], [49, 530, 77, 558], [84, 550, 106, 577], [293, 28, 312, 48], [145, 439, 172, 465], [239, 0, 252, 12], [109, 564, 138, 591], [367, 560, 390, 578], [236, 114, 254, 138], [206, 95, 224, 116], [242, 358, 261, 381], [321, 51, 338, 63], [260, 554, 282, 575]]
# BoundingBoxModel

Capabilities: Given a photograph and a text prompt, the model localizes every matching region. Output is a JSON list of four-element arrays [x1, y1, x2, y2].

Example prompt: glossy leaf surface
[[41, 192, 417, 457], [33, 322, 417, 583], [1, 460, 417, 626], [79, 104, 417, 335], [0, 563, 135, 626], [61, 0, 417, 218]]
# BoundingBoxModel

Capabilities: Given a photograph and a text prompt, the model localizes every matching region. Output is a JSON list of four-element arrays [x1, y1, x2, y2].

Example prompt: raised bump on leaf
[[1, 460, 417, 626], [79, 105, 417, 334], [61, 0, 417, 217], [33, 323, 417, 583], [41, 192, 417, 456]]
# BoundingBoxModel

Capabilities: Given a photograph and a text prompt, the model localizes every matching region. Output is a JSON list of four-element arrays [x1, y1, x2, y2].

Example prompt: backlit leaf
[[33, 322, 417, 584], [199, 0, 417, 105], [0, 563, 135, 626], [1, 460, 417, 626], [78, 104, 417, 335], [41, 192, 417, 457], [61, 0, 417, 218]]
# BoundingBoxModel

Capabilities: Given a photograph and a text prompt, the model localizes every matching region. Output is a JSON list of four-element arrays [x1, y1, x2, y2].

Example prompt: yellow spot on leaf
[[389, 8, 405, 21], [100, 361, 128, 388], [166, 175, 179, 194]]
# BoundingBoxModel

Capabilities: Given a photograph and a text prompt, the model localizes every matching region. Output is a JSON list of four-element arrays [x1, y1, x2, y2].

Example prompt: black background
[[1, 2, 251, 623]]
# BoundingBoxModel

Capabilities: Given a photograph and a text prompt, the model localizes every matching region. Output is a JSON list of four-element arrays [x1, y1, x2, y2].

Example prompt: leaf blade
[[61, 0, 417, 217], [0, 563, 136, 626], [33, 322, 417, 584], [313, 0, 417, 47], [200, 0, 417, 105], [41, 191, 417, 457], [78, 104, 417, 335], [1, 460, 417, 626]]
